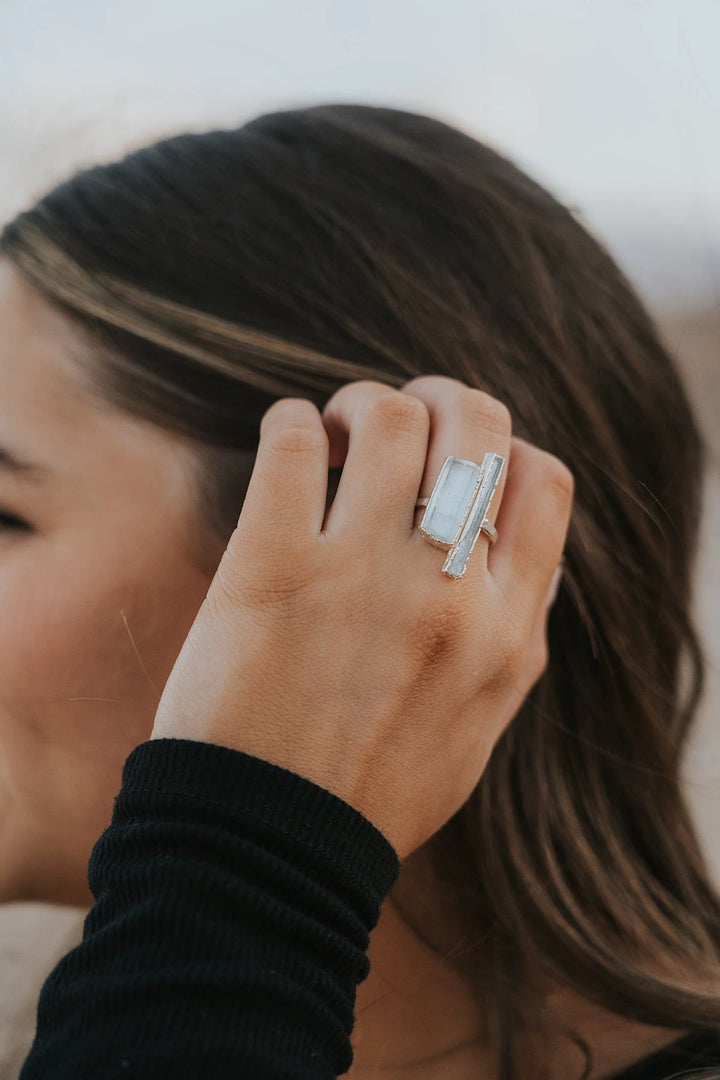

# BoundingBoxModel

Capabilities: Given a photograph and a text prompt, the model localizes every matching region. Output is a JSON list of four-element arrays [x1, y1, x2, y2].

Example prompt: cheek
[[0, 529, 214, 768]]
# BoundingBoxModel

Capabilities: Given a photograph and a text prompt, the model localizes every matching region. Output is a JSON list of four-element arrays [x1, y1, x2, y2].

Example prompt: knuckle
[[541, 452, 575, 502], [245, 577, 309, 612], [494, 614, 528, 679], [212, 524, 319, 616], [323, 380, 395, 420], [268, 424, 326, 457], [410, 599, 466, 669], [261, 397, 322, 438], [367, 391, 430, 436], [464, 389, 513, 437], [218, 560, 314, 616]]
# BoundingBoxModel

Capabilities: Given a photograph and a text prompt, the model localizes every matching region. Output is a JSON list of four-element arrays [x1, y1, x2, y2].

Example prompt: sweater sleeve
[[18, 737, 401, 1080]]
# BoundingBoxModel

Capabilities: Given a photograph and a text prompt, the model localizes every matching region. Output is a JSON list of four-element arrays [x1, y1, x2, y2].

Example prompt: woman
[[1, 103, 719, 1078]]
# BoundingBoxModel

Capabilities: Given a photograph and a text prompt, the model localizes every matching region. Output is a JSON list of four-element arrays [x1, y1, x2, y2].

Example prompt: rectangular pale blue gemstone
[[419, 456, 483, 546], [443, 452, 505, 578]]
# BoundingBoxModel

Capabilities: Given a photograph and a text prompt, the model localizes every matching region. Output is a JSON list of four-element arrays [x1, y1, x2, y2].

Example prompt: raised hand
[[150, 375, 573, 860]]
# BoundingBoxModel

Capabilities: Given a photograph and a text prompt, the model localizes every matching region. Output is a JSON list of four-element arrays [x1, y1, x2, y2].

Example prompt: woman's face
[[0, 262, 221, 907]]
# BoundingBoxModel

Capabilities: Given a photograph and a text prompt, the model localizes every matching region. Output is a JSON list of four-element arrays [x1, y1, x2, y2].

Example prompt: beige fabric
[[0, 903, 88, 1080]]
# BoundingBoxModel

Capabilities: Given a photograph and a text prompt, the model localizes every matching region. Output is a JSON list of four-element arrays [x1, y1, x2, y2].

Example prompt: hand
[[150, 376, 573, 859]]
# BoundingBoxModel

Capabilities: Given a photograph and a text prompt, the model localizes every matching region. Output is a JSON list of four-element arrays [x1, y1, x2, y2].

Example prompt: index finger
[[238, 397, 329, 543]]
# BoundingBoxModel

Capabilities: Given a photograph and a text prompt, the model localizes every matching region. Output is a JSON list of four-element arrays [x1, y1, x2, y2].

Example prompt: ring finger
[[401, 375, 512, 579]]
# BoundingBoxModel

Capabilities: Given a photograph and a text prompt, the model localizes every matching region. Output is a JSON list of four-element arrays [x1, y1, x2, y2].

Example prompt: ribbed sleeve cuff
[[19, 737, 402, 1079], [120, 737, 401, 916]]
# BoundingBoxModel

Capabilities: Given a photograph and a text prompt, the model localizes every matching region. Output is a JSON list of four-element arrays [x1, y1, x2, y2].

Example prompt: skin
[[0, 260, 690, 1077]]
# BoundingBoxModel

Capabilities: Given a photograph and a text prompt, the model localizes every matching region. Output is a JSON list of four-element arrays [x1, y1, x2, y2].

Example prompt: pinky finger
[[489, 435, 573, 608]]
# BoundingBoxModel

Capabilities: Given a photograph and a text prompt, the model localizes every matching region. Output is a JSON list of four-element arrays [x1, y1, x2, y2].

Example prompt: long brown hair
[[2, 103, 718, 1077]]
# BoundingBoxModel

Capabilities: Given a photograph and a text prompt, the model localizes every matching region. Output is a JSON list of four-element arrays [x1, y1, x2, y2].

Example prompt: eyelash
[[0, 511, 30, 532]]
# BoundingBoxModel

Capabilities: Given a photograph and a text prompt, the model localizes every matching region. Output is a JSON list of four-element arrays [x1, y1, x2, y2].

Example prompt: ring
[[415, 500, 498, 545], [416, 453, 506, 579]]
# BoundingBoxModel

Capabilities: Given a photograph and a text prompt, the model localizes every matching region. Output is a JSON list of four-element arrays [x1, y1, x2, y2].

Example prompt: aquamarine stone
[[419, 456, 483, 546], [443, 452, 505, 578]]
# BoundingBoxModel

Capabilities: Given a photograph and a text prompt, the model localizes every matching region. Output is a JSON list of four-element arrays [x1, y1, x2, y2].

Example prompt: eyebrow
[[0, 444, 53, 482]]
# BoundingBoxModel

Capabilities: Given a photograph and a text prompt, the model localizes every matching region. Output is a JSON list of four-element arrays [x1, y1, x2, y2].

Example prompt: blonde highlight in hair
[[10, 222, 401, 398]]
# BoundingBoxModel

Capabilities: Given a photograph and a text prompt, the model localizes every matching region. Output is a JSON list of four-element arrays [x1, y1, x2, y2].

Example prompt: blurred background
[[1, 0, 718, 869]]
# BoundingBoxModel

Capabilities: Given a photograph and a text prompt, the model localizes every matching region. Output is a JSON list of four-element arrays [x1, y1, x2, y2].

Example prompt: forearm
[[19, 738, 400, 1080]]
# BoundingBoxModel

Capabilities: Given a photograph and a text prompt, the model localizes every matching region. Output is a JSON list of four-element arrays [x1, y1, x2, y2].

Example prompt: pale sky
[[1, 0, 719, 307]]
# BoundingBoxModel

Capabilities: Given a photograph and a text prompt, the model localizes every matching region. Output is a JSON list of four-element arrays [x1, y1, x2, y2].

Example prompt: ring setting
[[416, 453, 505, 578]]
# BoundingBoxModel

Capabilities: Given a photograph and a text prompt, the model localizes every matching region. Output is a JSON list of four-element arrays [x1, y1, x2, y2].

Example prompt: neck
[[350, 891, 494, 1078], [348, 845, 692, 1080]]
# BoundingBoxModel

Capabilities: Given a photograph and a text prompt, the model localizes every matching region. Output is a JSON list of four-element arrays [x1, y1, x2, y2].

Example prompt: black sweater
[[16, 738, 720, 1079]]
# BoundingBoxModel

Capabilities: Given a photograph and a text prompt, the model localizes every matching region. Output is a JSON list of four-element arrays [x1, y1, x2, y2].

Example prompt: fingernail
[[546, 562, 563, 607]]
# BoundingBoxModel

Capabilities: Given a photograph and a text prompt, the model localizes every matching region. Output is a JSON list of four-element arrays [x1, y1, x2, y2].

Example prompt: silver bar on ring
[[442, 452, 505, 579]]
